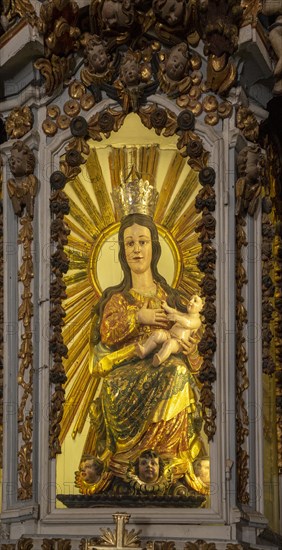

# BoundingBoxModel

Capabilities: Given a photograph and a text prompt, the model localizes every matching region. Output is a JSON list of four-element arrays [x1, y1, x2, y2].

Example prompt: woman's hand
[[180, 335, 197, 355], [137, 303, 169, 327]]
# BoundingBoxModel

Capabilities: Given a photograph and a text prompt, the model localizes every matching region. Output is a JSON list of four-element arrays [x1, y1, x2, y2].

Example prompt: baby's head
[[85, 36, 108, 73], [193, 456, 210, 485], [152, 0, 185, 27], [165, 42, 189, 81], [79, 455, 104, 484], [120, 52, 140, 86], [187, 294, 203, 314], [134, 449, 164, 483]]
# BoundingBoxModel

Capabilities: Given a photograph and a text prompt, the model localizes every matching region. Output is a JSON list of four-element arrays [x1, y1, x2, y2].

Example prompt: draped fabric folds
[[84, 285, 206, 492]]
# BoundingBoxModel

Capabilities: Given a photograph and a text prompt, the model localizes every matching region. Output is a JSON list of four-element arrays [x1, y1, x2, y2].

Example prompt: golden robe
[[86, 285, 205, 490]]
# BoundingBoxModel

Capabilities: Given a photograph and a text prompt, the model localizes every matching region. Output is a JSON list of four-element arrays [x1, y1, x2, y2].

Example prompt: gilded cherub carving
[[152, 0, 200, 46], [7, 141, 38, 218], [101, 0, 135, 30], [80, 34, 114, 86], [158, 42, 192, 96], [104, 50, 157, 112], [153, 0, 185, 27], [90, 0, 136, 38]]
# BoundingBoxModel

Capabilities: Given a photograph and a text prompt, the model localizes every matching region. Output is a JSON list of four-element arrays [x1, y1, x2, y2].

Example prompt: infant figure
[[137, 294, 202, 367]]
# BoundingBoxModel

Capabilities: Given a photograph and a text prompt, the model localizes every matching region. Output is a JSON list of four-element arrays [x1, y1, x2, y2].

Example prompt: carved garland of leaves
[[261, 197, 275, 377], [6, 145, 39, 500], [275, 226, 282, 472], [17, 211, 35, 499], [262, 138, 282, 471], [234, 142, 271, 503], [235, 209, 249, 504]]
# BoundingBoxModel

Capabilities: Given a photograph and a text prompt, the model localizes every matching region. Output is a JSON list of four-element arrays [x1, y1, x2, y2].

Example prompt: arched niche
[[46, 103, 221, 520]]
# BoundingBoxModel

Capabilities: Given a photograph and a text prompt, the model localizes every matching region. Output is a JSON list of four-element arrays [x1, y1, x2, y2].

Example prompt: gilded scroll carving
[[35, 1, 244, 100], [241, 0, 261, 27], [7, 141, 38, 499], [34, 0, 80, 96], [0, 0, 37, 35], [199, 0, 243, 94]]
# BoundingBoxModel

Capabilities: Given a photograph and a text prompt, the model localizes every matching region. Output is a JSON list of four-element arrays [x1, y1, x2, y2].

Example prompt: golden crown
[[112, 167, 159, 219]]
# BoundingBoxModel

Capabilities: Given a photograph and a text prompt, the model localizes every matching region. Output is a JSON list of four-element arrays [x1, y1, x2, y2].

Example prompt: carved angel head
[[152, 0, 185, 27], [119, 51, 141, 86], [165, 42, 190, 81], [85, 35, 109, 74], [9, 141, 35, 178], [79, 454, 104, 484], [134, 449, 165, 483], [101, 0, 135, 31]]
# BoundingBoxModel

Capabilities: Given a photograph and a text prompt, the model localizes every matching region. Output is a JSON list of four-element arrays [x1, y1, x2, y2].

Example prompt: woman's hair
[[94, 213, 187, 325]]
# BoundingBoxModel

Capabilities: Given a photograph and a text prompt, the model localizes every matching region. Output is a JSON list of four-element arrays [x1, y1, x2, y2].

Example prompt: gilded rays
[[60, 144, 202, 445]]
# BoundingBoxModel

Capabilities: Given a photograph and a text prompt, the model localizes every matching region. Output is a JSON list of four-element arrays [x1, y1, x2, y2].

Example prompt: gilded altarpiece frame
[[2, 0, 280, 544], [40, 96, 235, 533]]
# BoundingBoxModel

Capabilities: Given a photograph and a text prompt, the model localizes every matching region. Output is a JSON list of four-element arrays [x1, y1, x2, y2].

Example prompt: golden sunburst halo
[[57, 124, 202, 476]]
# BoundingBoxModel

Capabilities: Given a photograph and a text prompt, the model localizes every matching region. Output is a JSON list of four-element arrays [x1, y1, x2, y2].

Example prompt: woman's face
[[124, 223, 152, 275]]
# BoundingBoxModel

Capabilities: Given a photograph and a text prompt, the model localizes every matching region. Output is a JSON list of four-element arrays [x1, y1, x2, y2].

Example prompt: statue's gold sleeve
[[100, 293, 139, 347]]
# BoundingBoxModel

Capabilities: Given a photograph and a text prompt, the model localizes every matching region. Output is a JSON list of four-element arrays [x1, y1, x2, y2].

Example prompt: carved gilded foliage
[[35, 0, 244, 98], [5, 107, 33, 140], [7, 141, 38, 499], [262, 137, 282, 471], [0, 0, 37, 35], [236, 106, 260, 143], [34, 0, 80, 96]]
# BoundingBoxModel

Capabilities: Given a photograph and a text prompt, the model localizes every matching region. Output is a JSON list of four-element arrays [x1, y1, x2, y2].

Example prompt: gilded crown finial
[[112, 166, 158, 219]]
